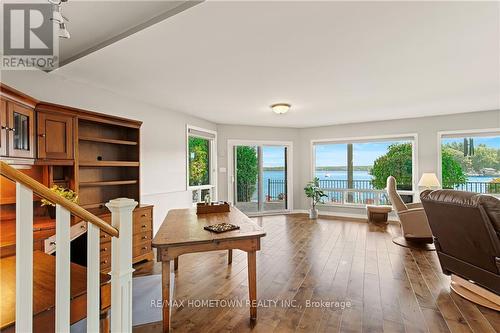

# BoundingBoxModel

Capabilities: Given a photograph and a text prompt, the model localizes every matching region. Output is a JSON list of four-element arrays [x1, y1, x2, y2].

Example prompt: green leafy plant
[[304, 177, 327, 209], [236, 146, 259, 202], [441, 148, 467, 189], [488, 178, 500, 194], [41, 185, 78, 207], [370, 143, 413, 190], [189, 137, 210, 186]]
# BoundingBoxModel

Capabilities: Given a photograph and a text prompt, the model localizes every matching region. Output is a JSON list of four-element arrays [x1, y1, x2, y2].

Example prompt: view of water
[[264, 170, 494, 183], [259, 170, 495, 198]]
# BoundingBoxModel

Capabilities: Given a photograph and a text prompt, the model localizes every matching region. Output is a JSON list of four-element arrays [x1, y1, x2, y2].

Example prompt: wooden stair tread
[[0, 251, 110, 330]]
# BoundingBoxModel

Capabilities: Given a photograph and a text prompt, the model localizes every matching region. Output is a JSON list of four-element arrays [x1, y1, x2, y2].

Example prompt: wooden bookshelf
[[79, 161, 140, 167], [79, 136, 138, 146], [0, 84, 152, 270], [80, 180, 138, 187], [77, 118, 140, 212]]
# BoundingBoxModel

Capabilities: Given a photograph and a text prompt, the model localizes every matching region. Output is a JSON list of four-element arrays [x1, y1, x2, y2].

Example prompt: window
[[312, 136, 416, 206], [439, 130, 500, 195], [187, 126, 217, 203]]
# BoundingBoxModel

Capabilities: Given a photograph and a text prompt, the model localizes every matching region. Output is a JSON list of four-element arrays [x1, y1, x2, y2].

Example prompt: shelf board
[[35, 159, 74, 166], [79, 136, 138, 146], [80, 180, 138, 187], [81, 203, 107, 210], [79, 161, 139, 167]]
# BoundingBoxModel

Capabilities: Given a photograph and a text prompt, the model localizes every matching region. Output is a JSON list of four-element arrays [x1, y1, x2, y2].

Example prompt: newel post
[[106, 198, 138, 333]]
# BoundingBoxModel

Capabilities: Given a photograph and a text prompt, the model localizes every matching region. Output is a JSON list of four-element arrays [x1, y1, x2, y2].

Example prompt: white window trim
[[227, 139, 294, 213], [437, 127, 500, 186], [310, 133, 419, 207], [186, 124, 218, 201]]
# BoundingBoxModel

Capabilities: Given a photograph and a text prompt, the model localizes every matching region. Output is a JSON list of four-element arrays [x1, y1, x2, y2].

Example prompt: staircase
[[0, 161, 136, 333]]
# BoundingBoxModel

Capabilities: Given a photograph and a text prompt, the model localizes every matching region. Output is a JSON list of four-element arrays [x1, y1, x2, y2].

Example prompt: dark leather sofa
[[420, 189, 500, 295]]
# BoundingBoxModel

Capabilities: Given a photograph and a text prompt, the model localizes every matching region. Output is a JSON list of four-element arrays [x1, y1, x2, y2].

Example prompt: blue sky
[[261, 136, 500, 168], [442, 136, 500, 149], [263, 146, 286, 167], [314, 141, 409, 167]]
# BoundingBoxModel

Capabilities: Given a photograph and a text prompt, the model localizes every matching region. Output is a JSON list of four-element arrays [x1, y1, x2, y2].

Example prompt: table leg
[[228, 249, 233, 265], [174, 257, 179, 271], [247, 251, 257, 319], [162, 260, 171, 333]]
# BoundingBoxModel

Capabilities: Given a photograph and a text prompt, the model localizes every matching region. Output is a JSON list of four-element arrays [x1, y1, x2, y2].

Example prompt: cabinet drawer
[[100, 231, 112, 243], [100, 242, 111, 257], [133, 241, 152, 258], [133, 230, 152, 244], [133, 218, 152, 234], [100, 252, 111, 271], [134, 208, 152, 223]]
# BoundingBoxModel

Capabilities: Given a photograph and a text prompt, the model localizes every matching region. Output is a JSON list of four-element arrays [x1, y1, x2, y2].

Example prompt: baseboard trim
[[292, 209, 399, 223]]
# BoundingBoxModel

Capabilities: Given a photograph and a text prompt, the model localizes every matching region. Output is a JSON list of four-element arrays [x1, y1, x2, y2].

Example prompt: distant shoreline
[[315, 166, 372, 172]]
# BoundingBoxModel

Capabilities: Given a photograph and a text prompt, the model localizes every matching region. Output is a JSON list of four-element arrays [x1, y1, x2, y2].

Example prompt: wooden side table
[[367, 205, 392, 223]]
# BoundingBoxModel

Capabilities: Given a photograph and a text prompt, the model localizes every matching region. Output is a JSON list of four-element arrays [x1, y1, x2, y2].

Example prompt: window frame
[[226, 139, 294, 214], [186, 124, 218, 201], [310, 133, 418, 207], [437, 128, 500, 193]]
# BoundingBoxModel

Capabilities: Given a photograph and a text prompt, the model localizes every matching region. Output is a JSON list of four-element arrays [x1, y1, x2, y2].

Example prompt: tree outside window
[[441, 135, 500, 193], [188, 137, 210, 186]]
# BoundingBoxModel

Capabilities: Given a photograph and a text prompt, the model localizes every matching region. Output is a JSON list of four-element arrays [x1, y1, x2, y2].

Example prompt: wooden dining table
[[152, 207, 266, 332]]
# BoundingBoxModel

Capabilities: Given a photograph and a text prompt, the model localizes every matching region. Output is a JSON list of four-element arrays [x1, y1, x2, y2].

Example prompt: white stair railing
[[1, 161, 136, 333], [15, 183, 33, 333], [107, 198, 137, 332]]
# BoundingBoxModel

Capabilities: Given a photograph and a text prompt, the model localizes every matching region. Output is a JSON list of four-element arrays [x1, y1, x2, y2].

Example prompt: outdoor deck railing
[[267, 179, 286, 201], [237, 179, 498, 206], [453, 181, 499, 194]]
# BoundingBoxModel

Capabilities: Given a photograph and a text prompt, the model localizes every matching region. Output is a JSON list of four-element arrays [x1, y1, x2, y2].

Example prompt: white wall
[[3, 70, 499, 223], [217, 110, 500, 217], [216, 125, 301, 209], [1, 70, 216, 233]]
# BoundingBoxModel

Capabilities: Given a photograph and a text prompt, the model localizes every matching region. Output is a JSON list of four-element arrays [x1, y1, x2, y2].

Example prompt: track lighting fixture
[[49, 0, 70, 39]]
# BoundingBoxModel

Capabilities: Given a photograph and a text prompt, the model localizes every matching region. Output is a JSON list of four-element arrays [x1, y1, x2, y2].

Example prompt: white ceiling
[[54, 1, 500, 128], [58, 1, 197, 65]]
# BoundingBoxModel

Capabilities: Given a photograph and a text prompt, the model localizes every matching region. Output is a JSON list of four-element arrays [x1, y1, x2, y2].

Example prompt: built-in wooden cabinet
[[37, 111, 74, 160], [0, 83, 152, 269], [0, 100, 7, 156], [97, 205, 153, 272], [77, 118, 140, 216], [7, 102, 35, 159], [0, 97, 35, 160]]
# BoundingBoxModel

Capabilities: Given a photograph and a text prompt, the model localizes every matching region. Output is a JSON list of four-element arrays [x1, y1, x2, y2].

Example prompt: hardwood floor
[[133, 214, 499, 333]]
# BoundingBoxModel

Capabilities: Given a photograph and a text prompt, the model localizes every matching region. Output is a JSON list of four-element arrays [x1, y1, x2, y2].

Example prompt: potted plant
[[304, 177, 327, 219], [41, 185, 78, 219]]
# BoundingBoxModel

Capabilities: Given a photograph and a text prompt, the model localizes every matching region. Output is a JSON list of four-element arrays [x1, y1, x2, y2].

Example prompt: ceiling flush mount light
[[271, 103, 291, 115]]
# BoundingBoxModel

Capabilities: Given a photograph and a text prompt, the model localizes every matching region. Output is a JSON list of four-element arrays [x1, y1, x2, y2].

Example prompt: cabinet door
[[7, 102, 34, 158], [0, 99, 7, 156], [37, 112, 74, 159]]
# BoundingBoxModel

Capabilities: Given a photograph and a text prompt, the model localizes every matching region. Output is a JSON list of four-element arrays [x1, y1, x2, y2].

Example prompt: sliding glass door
[[263, 146, 287, 212], [234, 145, 260, 213], [232, 143, 290, 214]]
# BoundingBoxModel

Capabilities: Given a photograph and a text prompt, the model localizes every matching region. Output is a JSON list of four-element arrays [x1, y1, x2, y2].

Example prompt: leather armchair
[[420, 189, 500, 309], [386, 176, 433, 243]]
